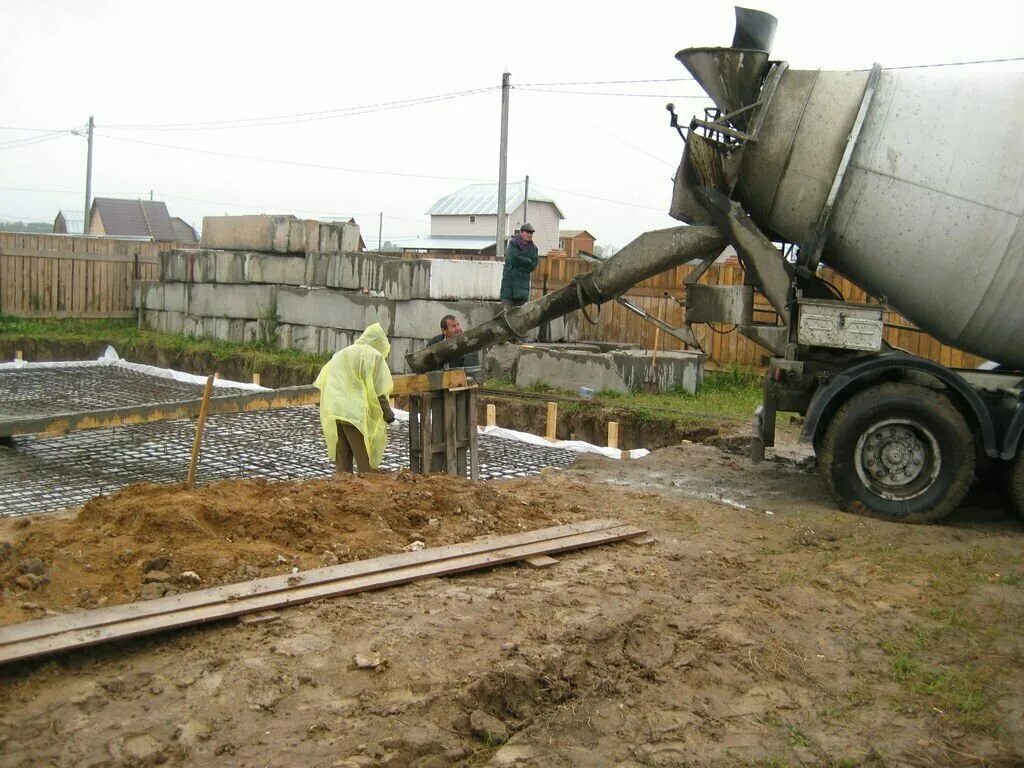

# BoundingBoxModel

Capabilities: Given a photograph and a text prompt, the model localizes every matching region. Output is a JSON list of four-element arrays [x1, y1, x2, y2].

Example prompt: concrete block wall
[[140, 214, 564, 374], [136, 281, 503, 373]]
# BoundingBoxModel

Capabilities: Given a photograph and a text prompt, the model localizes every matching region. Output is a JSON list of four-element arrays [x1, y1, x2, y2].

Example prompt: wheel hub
[[855, 420, 940, 501]]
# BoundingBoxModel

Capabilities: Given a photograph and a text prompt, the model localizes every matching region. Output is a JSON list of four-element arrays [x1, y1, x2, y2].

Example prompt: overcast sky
[[1, 0, 1021, 248]]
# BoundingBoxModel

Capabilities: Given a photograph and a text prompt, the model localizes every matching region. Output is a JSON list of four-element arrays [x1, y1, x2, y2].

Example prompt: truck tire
[[819, 383, 974, 523], [1010, 452, 1024, 521]]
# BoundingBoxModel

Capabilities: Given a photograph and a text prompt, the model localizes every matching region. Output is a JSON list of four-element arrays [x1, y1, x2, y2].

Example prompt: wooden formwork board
[[0, 370, 467, 438], [0, 519, 647, 665]]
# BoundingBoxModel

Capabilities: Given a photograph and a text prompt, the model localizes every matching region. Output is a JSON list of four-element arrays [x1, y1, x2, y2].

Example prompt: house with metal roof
[[53, 210, 85, 235], [423, 182, 564, 256]]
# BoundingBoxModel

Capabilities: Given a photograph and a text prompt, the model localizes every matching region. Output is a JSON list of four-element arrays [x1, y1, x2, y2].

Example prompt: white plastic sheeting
[[1, 346, 268, 391]]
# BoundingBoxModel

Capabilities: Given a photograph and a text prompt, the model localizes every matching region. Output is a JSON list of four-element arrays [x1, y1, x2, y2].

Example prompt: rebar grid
[[0, 365, 249, 420], [1, 406, 578, 517]]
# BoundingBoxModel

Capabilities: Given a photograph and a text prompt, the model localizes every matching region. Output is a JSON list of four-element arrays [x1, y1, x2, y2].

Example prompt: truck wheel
[[1010, 452, 1024, 521], [819, 383, 974, 523]]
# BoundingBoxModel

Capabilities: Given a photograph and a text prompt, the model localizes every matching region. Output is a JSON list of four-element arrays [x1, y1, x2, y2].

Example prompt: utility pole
[[522, 174, 529, 227], [496, 73, 510, 259], [149, 190, 153, 202], [83, 116, 94, 231], [378, 211, 383, 251]]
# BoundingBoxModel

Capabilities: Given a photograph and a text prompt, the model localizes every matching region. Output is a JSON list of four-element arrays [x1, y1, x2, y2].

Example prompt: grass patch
[[878, 605, 1000, 732], [0, 314, 330, 380], [881, 640, 995, 730], [485, 365, 762, 423]]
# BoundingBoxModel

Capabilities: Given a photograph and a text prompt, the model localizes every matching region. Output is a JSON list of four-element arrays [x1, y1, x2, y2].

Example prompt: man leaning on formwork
[[500, 222, 539, 310], [314, 322, 396, 475], [428, 314, 481, 378]]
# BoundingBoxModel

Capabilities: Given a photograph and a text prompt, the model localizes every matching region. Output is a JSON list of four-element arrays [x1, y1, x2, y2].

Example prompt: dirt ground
[[1, 441, 1022, 767]]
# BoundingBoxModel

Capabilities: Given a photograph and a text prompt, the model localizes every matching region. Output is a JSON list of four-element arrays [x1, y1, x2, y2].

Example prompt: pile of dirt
[[0, 471, 583, 626]]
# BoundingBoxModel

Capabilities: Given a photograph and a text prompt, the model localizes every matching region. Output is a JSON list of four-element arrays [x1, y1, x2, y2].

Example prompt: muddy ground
[[1, 442, 1022, 767]]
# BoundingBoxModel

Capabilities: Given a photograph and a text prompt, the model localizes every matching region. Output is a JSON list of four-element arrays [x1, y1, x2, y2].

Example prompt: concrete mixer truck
[[409, 7, 1024, 524]]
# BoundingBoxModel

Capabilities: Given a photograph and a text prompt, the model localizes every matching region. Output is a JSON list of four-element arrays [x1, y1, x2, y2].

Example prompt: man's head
[[440, 314, 462, 339], [519, 222, 535, 243]]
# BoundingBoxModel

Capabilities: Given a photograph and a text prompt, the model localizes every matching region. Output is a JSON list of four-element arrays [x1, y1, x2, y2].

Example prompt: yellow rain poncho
[[314, 323, 394, 469]]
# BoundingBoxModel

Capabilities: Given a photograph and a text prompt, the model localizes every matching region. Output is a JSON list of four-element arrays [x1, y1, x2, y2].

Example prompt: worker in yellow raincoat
[[314, 323, 396, 474]]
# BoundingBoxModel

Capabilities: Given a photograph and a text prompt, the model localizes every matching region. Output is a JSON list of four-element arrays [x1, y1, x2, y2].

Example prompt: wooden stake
[[251, 372, 261, 387], [186, 374, 216, 488], [486, 403, 496, 428], [607, 421, 619, 449], [545, 401, 558, 441]]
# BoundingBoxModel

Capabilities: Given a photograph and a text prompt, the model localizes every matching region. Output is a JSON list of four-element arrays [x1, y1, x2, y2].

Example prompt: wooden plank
[[546, 401, 558, 441], [0, 385, 320, 438], [6, 525, 645, 663], [444, 389, 458, 474], [522, 555, 559, 568], [408, 394, 423, 473], [73, 259, 84, 313], [47, 257, 58, 313], [419, 392, 433, 475], [390, 370, 466, 396], [454, 389, 469, 477], [0, 519, 630, 646], [0, 375, 473, 438], [0, 522, 646, 663], [468, 388, 479, 481], [238, 611, 281, 626]]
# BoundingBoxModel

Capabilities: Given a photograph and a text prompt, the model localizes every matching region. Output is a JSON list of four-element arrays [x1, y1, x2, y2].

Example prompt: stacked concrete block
[[200, 215, 360, 254], [188, 283, 278, 321], [139, 214, 558, 373], [160, 250, 306, 286], [303, 251, 503, 301], [513, 345, 704, 394]]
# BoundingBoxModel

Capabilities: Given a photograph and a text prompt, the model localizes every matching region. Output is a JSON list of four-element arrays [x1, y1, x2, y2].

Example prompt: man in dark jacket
[[427, 314, 481, 377], [500, 222, 539, 310]]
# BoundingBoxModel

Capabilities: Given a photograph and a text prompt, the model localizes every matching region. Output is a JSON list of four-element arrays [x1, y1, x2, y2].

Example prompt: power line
[[517, 77, 693, 86], [0, 132, 73, 151], [585, 121, 677, 168], [0, 213, 55, 223], [0, 186, 429, 225], [101, 87, 497, 131], [516, 87, 708, 98], [531, 182, 666, 213], [95, 132, 494, 183], [0, 125, 75, 133], [883, 55, 1024, 70]]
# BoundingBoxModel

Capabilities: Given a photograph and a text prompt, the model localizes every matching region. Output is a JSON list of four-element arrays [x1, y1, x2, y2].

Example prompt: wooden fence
[[531, 254, 986, 370], [0, 233, 170, 319]]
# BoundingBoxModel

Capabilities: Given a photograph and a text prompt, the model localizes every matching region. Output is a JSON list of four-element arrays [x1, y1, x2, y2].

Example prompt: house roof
[[560, 229, 595, 240], [170, 217, 198, 243], [55, 210, 85, 234], [427, 182, 564, 218], [91, 198, 177, 240], [399, 235, 496, 252]]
